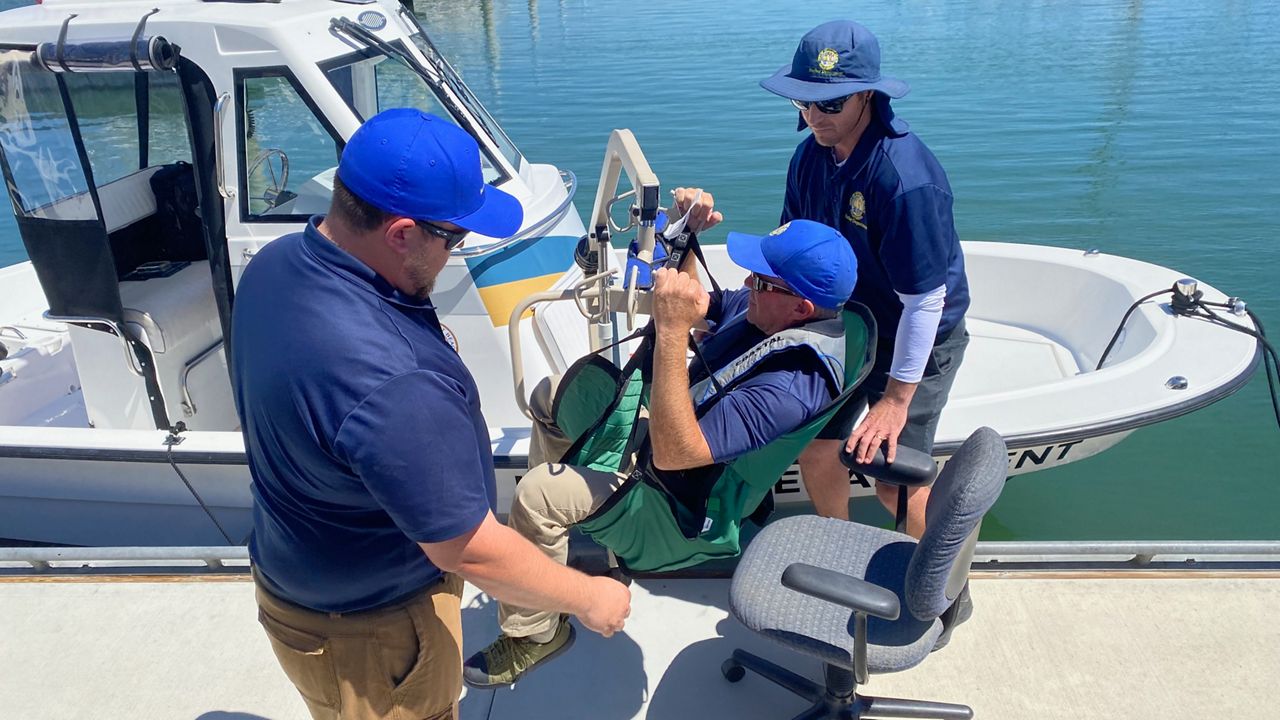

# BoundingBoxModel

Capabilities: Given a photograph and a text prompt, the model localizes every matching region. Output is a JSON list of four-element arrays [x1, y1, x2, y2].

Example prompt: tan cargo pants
[[254, 572, 464, 720]]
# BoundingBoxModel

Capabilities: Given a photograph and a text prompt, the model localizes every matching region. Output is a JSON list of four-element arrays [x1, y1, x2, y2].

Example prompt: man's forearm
[[889, 285, 945, 383], [425, 514, 593, 616], [649, 330, 713, 470], [880, 377, 918, 409]]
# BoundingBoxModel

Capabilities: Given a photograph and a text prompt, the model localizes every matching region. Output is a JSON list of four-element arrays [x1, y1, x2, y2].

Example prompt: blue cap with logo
[[336, 108, 523, 238], [760, 20, 909, 102], [726, 220, 857, 310]]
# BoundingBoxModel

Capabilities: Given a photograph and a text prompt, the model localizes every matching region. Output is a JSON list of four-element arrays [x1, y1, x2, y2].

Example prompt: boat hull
[[0, 241, 1261, 546], [0, 428, 1133, 547]]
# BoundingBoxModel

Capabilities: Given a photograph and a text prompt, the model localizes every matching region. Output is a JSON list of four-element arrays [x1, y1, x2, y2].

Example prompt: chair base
[[723, 649, 972, 720]]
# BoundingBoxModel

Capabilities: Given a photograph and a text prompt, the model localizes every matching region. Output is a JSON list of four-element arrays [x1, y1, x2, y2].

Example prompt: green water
[[1, 0, 1276, 540]]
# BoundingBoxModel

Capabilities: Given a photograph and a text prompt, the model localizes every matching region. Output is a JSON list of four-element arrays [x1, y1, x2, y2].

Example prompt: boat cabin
[[0, 0, 569, 433]]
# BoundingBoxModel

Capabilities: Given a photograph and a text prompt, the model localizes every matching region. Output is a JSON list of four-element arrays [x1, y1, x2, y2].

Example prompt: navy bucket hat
[[337, 109, 523, 238], [761, 20, 909, 102], [726, 220, 857, 310]]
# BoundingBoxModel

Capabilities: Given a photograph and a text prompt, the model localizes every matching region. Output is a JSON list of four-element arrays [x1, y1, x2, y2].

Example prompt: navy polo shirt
[[231, 217, 496, 613], [692, 289, 834, 462], [781, 124, 969, 340]]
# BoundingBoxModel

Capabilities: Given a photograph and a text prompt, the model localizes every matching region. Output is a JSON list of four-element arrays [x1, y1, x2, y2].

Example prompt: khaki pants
[[526, 375, 571, 468], [254, 573, 464, 720], [498, 377, 628, 639]]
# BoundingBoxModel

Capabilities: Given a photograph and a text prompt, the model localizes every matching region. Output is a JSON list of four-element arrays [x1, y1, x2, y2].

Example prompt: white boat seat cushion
[[118, 261, 236, 429]]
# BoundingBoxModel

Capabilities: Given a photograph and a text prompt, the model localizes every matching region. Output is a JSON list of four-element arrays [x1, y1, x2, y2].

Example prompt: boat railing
[[453, 169, 578, 258], [42, 313, 145, 376], [0, 546, 250, 576], [178, 339, 226, 417], [3, 541, 1278, 578]]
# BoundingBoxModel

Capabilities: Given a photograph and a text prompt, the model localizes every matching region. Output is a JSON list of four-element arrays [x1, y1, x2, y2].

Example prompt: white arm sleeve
[[890, 284, 947, 384]]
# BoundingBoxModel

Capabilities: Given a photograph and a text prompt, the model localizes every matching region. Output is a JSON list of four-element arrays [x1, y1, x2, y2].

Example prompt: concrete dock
[[2, 567, 1278, 719]]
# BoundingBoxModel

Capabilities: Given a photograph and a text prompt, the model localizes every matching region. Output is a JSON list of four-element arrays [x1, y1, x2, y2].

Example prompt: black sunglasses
[[750, 273, 798, 297], [790, 94, 855, 115], [415, 220, 468, 250]]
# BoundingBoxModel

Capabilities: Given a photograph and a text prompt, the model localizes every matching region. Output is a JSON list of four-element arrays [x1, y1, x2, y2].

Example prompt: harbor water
[[0, 0, 1276, 541]]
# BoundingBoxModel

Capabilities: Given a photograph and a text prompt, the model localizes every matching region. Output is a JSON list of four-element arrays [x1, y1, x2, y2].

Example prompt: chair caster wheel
[[721, 658, 745, 683]]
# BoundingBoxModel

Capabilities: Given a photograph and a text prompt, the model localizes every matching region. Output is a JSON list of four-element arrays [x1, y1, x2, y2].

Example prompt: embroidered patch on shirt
[[440, 323, 459, 353], [844, 191, 867, 229]]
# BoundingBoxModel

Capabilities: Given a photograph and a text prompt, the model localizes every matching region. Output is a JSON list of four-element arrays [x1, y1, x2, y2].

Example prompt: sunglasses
[[415, 220, 468, 250], [790, 95, 855, 115], [751, 273, 798, 297]]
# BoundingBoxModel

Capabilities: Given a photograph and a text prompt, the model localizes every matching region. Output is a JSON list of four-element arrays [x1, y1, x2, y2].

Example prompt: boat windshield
[[324, 17, 522, 185], [396, 6, 522, 171]]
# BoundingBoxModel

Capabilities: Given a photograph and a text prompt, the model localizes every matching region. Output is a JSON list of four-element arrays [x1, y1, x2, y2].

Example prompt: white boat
[[0, 0, 1262, 547]]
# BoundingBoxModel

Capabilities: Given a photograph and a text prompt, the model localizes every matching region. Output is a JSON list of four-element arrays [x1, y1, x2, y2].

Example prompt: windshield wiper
[[330, 15, 516, 171], [331, 16, 486, 143], [330, 17, 440, 86], [391, 6, 513, 153], [393, 6, 471, 101]]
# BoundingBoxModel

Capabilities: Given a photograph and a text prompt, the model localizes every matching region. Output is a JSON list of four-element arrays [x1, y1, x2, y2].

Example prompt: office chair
[[722, 427, 1007, 719]]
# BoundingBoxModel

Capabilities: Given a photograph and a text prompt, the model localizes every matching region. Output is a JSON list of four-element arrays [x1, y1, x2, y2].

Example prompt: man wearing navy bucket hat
[[231, 109, 630, 720], [674, 20, 970, 541], [464, 219, 857, 688]]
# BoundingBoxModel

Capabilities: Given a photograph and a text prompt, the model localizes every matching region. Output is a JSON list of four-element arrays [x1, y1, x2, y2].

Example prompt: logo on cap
[[769, 222, 791, 236], [817, 48, 840, 72], [845, 192, 866, 228]]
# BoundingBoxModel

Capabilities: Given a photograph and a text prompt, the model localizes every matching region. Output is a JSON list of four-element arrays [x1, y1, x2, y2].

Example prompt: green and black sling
[[545, 302, 875, 573]]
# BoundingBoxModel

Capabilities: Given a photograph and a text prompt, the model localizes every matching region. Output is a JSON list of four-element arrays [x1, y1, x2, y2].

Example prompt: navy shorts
[[817, 319, 968, 455]]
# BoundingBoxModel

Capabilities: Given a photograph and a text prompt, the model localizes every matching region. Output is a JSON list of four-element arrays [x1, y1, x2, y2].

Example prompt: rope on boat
[[164, 423, 237, 545], [1096, 283, 1280, 434]]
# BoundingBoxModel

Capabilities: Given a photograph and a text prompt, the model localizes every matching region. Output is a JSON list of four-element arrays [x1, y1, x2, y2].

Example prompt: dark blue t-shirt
[[231, 217, 496, 613], [782, 124, 969, 340], [692, 289, 836, 462]]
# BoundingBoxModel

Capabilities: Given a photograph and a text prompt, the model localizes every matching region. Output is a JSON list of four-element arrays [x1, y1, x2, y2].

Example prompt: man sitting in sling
[[463, 219, 860, 688]]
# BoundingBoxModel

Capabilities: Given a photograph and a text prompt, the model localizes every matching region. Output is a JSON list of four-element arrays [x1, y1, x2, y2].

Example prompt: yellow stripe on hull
[[477, 273, 563, 327]]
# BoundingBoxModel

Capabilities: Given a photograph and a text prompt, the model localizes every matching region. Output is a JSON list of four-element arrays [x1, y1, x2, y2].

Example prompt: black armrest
[[781, 563, 900, 621], [839, 443, 937, 487]]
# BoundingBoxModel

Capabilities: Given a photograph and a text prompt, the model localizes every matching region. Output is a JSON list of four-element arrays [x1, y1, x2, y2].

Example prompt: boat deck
[[3, 553, 1278, 720]]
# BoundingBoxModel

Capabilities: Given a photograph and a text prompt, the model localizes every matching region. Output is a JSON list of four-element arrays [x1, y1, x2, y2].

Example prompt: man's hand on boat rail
[[671, 187, 723, 232]]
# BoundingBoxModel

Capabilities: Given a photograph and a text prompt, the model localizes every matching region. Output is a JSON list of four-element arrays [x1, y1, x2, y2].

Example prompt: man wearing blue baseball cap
[[464, 219, 857, 688], [231, 109, 630, 720], [674, 20, 970, 541]]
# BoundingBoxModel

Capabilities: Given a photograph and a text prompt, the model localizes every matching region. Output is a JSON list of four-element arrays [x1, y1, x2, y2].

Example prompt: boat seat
[[63, 260, 236, 431], [34, 166, 162, 233], [950, 317, 1081, 399], [100, 166, 162, 234], [119, 261, 237, 431]]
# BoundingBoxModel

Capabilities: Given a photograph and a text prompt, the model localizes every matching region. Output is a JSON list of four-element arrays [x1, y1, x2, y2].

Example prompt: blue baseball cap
[[336, 109, 523, 237], [760, 20, 909, 102], [726, 220, 857, 310]]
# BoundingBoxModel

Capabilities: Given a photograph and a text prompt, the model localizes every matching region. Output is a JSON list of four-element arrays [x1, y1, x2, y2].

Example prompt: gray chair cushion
[[730, 515, 942, 674], [906, 427, 1008, 619]]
